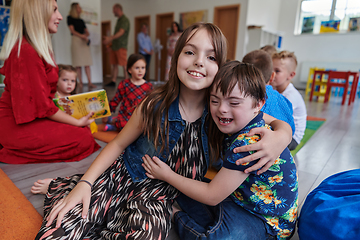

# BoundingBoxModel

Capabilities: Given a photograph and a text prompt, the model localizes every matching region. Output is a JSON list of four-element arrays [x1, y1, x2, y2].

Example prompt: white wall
[[53, 0, 102, 83], [277, 0, 360, 88], [54, 0, 360, 87], [246, 0, 282, 33], [52, 0, 71, 65], [101, 0, 249, 80]]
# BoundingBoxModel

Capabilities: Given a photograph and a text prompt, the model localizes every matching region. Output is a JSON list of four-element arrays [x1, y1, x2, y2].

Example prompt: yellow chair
[[309, 70, 330, 102], [308, 69, 330, 102], [305, 67, 325, 98]]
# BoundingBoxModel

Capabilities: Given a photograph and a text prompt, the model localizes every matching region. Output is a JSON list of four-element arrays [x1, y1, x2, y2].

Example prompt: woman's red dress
[[0, 39, 100, 164]]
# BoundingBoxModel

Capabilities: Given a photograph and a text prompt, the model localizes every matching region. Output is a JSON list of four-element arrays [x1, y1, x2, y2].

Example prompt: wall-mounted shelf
[[246, 27, 281, 54]]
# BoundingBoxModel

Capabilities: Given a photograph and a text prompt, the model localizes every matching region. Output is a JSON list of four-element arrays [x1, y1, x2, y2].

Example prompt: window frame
[[296, 0, 360, 35]]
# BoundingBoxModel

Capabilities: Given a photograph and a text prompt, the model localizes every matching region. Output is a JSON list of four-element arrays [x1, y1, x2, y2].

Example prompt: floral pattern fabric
[[222, 112, 298, 239]]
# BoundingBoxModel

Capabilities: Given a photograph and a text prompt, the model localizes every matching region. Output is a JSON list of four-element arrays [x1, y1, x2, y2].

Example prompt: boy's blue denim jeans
[[174, 194, 276, 240]]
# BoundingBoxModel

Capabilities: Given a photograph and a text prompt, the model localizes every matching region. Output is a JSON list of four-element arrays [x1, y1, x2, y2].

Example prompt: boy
[[242, 49, 295, 136], [261, 44, 277, 57], [143, 61, 298, 239], [271, 50, 307, 150]]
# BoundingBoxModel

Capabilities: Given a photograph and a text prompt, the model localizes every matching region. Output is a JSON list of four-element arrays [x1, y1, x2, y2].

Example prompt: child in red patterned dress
[[102, 53, 153, 131]]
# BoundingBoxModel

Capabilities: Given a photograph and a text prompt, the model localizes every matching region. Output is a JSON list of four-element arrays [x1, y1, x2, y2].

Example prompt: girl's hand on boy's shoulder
[[142, 155, 171, 181], [233, 127, 278, 175]]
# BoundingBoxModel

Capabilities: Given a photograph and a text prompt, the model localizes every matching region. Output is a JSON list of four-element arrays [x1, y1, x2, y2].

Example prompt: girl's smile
[[48, 0, 63, 34], [177, 29, 218, 92]]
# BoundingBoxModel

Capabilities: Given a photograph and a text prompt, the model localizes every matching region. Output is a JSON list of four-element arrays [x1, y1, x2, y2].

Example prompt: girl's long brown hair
[[139, 23, 227, 153]]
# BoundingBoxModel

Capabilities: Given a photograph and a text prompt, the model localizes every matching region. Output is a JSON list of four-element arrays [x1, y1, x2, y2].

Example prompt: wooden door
[[156, 13, 174, 82], [101, 21, 111, 78], [134, 16, 151, 79], [214, 5, 240, 61]]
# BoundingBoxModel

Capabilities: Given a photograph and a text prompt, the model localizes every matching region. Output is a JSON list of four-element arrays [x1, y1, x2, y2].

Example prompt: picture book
[[53, 89, 111, 120]]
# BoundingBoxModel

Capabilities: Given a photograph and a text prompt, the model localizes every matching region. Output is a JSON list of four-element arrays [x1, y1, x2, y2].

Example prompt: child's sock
[[104, 124, 117, 132], [107, 116, 113, 124]]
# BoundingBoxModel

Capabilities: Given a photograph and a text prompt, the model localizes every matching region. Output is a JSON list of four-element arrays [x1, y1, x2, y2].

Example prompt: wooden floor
[[1, 81, 360, 239]]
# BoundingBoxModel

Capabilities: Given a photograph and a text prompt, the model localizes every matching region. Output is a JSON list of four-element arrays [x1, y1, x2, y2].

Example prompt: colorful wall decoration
[[180, 10, 208, 30], [348, 17, 360, 32], [320, 20, 340, 33]]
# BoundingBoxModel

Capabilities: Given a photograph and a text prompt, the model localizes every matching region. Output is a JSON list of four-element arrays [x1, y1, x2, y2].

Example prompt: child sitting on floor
[[56, 64, 77, 98], [103, 53, 153, 131], [271, 50, 307, 150], [56, 64, 97, 133], [143, 61, 298, 240]]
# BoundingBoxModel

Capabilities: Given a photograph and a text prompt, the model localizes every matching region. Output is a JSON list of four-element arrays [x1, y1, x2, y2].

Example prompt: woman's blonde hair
[[69, 2, 79, 19], [140, 23, 227, 154], [0, 0, 56, 66]]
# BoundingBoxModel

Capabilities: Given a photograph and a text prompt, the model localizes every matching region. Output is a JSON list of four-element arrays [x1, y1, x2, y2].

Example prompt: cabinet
[[246, 27, 281, 54]]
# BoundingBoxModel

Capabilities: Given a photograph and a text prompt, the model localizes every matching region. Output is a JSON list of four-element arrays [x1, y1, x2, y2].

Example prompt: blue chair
[[298, 169, 360, 240]]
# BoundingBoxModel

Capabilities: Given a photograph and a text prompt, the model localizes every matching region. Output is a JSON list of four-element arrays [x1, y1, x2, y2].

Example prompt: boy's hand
[[234, 127, 286, 174], [142, 155, 171, 181]]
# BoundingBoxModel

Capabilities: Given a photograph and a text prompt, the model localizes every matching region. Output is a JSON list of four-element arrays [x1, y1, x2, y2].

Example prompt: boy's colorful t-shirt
[[222, 111, 298, 239]]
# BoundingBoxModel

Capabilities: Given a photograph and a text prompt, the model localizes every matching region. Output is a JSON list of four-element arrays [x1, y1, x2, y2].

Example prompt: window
[[296, 0, 360, 34]]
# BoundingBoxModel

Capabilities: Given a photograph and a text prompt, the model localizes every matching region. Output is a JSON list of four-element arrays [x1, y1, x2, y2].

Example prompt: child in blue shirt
[[143, 61, 298, 239], [243, 49, 295, 135]]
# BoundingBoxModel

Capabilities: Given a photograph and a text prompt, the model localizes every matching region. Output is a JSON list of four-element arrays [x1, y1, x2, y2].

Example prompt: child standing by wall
[[242, 49, 295, 135], [32, 23, 291, 240], [143, 61, 298, 239], [271, 51, 307, 150], [102, 53, 153, 131]]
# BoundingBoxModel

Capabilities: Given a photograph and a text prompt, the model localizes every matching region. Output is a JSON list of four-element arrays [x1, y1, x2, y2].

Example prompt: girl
[[32, 23, 291, 240], [55, 64, 98, 134], [0, 0, 99, 164], [102, 53, 153, 131], [56, 64, 77, 98], [143, 61, 298, 239]]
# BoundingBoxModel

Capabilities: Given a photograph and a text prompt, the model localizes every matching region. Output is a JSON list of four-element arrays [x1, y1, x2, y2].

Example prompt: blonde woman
[[67, 2, 95, 88], [0, 0, 100, 164]]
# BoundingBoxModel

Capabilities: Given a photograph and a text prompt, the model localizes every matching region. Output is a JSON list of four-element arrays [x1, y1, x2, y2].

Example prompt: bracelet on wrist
[[78, 179, 93, 189]]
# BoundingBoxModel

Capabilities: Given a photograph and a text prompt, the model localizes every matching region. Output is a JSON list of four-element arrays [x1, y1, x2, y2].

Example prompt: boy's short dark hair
[[211, 60, 266, 106], [260, 45, 277, 57], [242, 50, 273, 84]]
